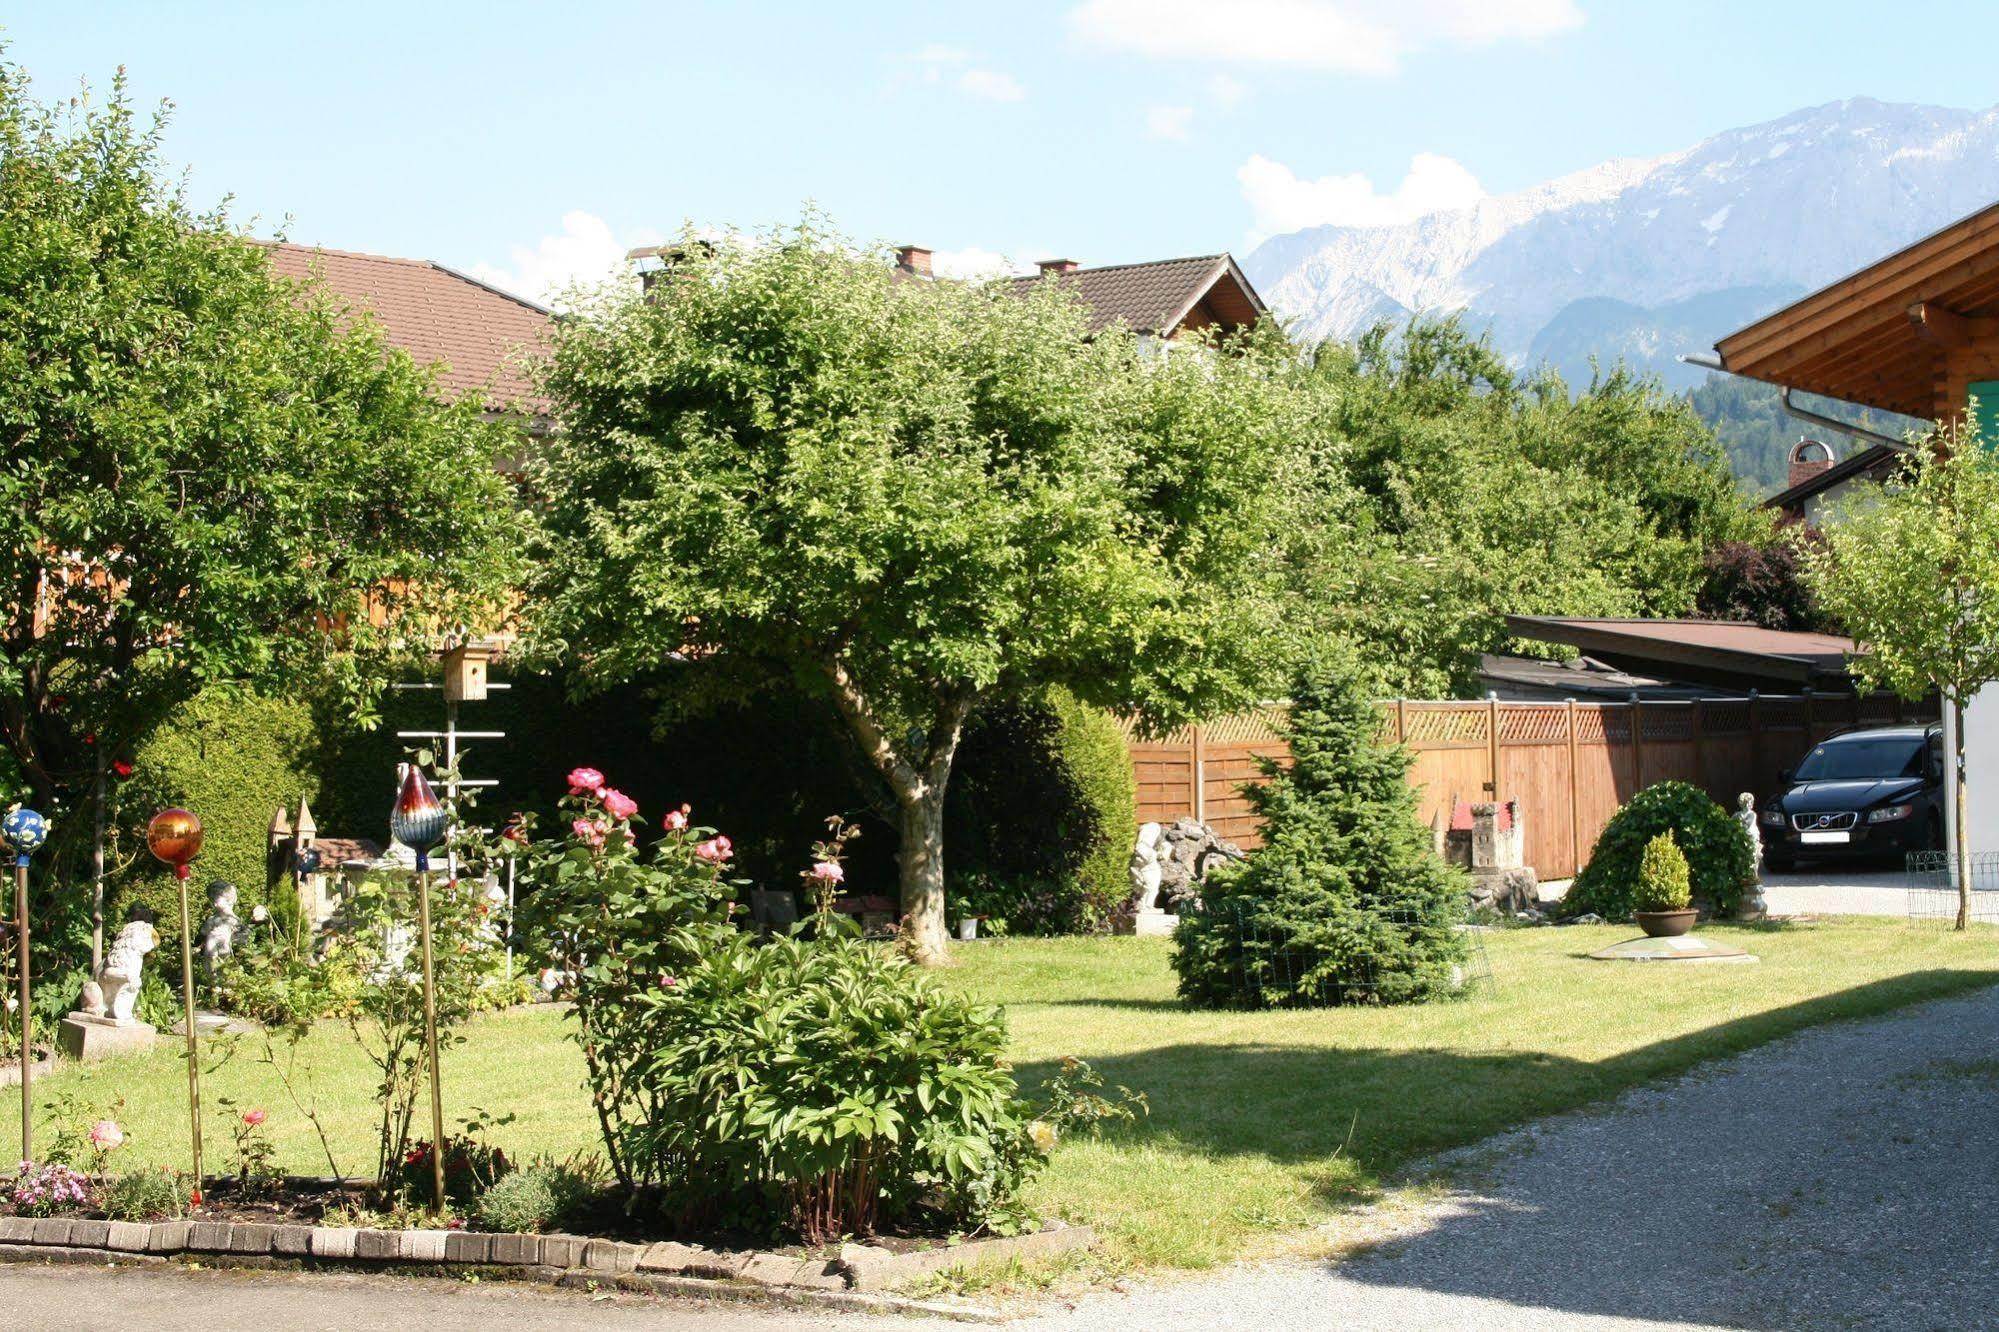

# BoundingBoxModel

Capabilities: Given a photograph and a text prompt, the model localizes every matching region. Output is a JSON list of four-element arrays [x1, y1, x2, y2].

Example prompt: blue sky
[[10, 2, 1999, 301]]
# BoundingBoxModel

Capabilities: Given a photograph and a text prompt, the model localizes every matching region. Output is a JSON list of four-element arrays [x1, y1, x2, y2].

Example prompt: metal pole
[[417, 867, 447, 1211], [504, 856, 515, 982], [443, 698, 460, 881], [175, 865, 204, 1204], [15, 861, 30, 1166]]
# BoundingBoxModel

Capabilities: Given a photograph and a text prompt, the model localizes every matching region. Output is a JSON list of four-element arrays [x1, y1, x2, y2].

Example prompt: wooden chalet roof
[[262, 242, 553, 418], [1009, 254, 1266, 337], [1713, 201, 1999, 417]]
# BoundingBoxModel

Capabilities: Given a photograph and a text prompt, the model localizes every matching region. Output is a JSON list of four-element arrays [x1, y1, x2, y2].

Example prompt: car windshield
[[1794, 736, 1927, 781]]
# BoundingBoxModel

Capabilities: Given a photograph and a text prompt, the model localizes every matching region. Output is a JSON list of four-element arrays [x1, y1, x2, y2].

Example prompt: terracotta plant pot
[[1635, 908, 1698, 938]]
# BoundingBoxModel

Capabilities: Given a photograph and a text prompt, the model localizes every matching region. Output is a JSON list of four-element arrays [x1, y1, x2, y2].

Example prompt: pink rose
[[694, 835, 733, 864], [242, 1109, 266, 1128], [601, 788, 638, 820], [660, 973, 678, 989], [663, 806, 689, 832], [566, 767, 605, 794], [570, 817, 606, 848], [88, 1119, 124, 1150], [810, 861, 844, 883]]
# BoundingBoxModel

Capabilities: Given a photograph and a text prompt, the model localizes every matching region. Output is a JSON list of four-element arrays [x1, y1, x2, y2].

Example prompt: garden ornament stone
[[198, 880, 243, 979], [1735, 792, 1769, 921], [59, 919, 164, 1061], [1128, 822, 1164, 911]]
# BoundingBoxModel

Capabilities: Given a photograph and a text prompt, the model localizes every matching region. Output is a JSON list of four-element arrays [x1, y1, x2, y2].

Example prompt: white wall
[[1947, 691, 1999, 862]]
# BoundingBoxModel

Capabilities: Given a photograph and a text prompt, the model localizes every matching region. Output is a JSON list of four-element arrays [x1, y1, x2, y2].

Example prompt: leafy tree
[[1171, 653, 1468, 1008], [1284, 320, 1761, 695], [0, 66, 521, 951], [1800, 436, 1999, 929], [529, 221, 1298, 961], [1684, 371, 1921, 497], [1697, 533, 1839, 633]]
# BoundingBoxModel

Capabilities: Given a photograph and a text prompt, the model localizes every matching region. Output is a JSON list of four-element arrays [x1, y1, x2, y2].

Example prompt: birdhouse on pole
[[441, 641, 492, 703]]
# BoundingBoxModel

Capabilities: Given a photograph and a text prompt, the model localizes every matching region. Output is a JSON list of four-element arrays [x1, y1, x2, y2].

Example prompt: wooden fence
[[1125, 692, 1937, 876]]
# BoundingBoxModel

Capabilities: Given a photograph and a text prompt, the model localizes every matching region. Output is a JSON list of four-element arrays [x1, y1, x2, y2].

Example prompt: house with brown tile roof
[[261, 241, 554, 425], [882, 246, 1267, 342]]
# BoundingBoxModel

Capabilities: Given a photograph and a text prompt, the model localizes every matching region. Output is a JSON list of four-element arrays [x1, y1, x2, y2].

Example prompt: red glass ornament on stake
[[146, 808, 206, 1206]]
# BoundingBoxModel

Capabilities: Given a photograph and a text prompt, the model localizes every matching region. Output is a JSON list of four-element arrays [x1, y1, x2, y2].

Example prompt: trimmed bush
[[946, 688, 1137, 934], [1635, 831, 1692, 911], [112, 689, 322, 951], [474, 1160, 596, 1233], [1565, 781, 1753, 920], [1172, 656, 1469, 1008]]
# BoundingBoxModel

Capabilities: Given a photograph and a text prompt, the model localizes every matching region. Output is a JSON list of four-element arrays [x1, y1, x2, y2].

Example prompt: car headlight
[[1867, 803, 1914, 823], [1759, 809, 1787, 827]]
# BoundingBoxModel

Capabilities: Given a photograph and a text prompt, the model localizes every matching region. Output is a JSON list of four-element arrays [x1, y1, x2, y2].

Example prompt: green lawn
[[6, 919, 1996, 1271]]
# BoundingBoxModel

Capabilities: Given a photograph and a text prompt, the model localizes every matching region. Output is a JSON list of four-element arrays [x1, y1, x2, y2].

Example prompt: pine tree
[[1172, 655, 1469, 1007]]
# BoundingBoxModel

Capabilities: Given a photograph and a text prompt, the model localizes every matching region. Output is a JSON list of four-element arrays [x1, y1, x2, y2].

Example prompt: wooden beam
[[1906, 301, 1999, 346]]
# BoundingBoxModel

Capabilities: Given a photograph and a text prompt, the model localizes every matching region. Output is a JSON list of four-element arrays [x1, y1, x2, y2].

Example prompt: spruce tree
[[1172, 655, 1469, 1007]]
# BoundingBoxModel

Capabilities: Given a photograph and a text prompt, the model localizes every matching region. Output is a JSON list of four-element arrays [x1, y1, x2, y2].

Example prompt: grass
[[3, 919, 1996, 1273]]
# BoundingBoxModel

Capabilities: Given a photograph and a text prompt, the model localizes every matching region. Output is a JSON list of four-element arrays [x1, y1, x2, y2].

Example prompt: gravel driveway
[[5, 984, 1997, 1330]]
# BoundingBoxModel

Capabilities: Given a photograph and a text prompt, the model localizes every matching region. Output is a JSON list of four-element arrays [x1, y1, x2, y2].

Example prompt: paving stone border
[[0, 1047, 56, 1089], [0, 1211, 1093, 1303]]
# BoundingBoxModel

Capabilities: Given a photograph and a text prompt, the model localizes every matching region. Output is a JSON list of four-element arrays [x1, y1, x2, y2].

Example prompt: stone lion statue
[[92, 919, 160, 1024]]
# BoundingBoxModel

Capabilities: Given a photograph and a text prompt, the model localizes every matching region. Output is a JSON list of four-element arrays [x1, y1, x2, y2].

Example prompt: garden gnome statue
[[1129, 822, 1164, 912], [1735, 792, 1769, 921], [198, 880, 243, 979]]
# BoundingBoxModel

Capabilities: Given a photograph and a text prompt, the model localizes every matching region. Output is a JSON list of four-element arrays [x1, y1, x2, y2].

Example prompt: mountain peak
[[1244, 97, 1999, 377]]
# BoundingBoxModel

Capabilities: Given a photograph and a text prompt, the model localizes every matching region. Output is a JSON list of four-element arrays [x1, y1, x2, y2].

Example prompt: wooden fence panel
[[1122, 692, 1938, 881]]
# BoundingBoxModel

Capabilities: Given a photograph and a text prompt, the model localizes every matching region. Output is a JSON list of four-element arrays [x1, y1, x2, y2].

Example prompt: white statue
[[96, 920, 160, 1025], [1129, 822, 1164, 912], [1736, 792, 1769, 920], [199, 880, 242, 979]]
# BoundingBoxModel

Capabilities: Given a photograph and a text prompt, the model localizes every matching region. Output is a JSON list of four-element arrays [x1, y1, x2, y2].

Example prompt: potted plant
[[1633, 830, 1698, 937]]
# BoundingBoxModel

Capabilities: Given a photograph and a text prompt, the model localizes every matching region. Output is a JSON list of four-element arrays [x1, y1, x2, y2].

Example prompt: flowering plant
[[217, 1097, 281, 1199], [799, 816, 862, 924], [11, 1161, 92, 1217]]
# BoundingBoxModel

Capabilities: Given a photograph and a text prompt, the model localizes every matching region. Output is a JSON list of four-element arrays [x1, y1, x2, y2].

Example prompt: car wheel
[[1763, 851, 1795, 876], [1926, 812, 1945, 853]]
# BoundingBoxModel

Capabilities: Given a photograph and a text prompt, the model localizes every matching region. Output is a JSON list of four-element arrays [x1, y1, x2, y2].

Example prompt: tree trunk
[[1954, 694, 1972, 932], [896, 787, 950, 965]]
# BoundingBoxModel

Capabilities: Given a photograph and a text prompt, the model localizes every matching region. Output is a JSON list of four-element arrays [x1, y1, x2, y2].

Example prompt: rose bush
[[518, 775, 1044, 1240]]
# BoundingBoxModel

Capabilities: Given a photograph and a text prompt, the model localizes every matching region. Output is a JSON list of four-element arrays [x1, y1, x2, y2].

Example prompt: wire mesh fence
[[1180, 900, 1496, 1008], [1905, 851, 1999, 926]]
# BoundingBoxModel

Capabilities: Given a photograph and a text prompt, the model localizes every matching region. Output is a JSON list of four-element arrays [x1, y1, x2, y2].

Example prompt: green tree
[[1799, 435, 1999, 929], [529, 220, 1299, 961], [0, 66, 521, 947], [1172, 651, 1468, 1007], [1283, 320, 1760, 695]]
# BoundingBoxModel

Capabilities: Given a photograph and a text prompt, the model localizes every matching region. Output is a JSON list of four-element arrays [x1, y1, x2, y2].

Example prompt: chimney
[[1787, 437, 1836, 489], [1037, 258, 1079, 276], [894, 245, 933, 278]]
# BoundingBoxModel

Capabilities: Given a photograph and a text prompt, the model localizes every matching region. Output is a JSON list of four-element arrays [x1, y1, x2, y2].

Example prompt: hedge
[[1563, 781, 1754, 920]]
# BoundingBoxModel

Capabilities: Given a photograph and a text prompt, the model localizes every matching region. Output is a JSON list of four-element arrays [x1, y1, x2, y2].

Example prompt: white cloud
[[1208, 73, 1249, 108], [1237, 151, 1485, 239], [957, 68, 1025, 101], [467, 210, 661, 308], [1069, 0, 1582, 74], [929, 247, 1043, 279], [1147, 105, 1195, 141]]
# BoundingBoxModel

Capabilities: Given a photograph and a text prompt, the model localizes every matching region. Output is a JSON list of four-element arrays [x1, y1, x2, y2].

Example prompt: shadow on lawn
[[1017, 969, 1997, 1195], [1021, 969, 1996, 1328]]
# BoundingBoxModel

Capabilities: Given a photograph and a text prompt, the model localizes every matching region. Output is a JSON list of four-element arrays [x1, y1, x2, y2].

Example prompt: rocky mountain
[[1244, 99, 1999, 393]]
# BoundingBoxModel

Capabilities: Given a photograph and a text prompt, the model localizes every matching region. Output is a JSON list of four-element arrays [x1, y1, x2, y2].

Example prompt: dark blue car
[[1758, 725, 1946, 872]]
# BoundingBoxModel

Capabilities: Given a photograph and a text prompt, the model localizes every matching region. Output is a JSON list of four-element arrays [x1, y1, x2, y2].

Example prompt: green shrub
[[473, 1159, 598, 1233], [945, 689, 1137, 934], [102, 1167, 190, 1220], [1635, 832, 1692, 911], [111, 688, 322, 952], [1565, 781, 1753, 920], [521, 786, 1042, 1241], [1172, 655, 1469, 1008]]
